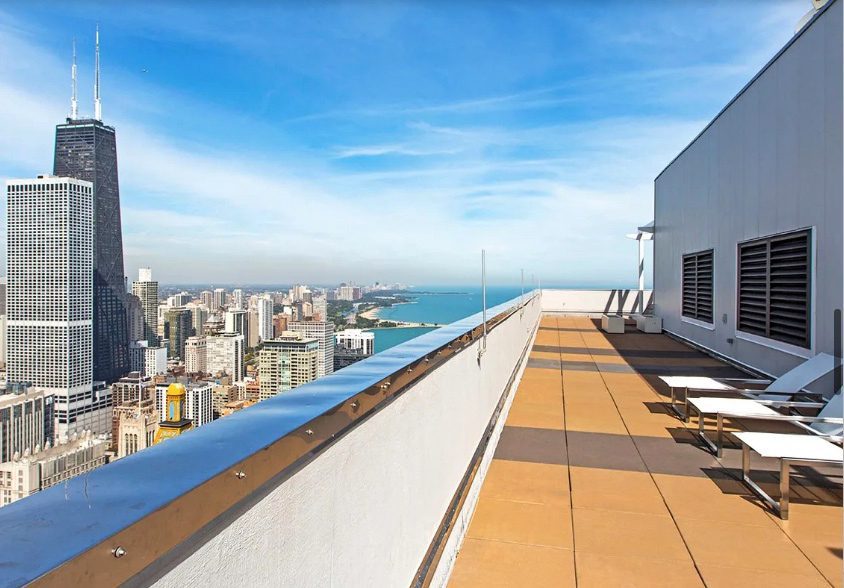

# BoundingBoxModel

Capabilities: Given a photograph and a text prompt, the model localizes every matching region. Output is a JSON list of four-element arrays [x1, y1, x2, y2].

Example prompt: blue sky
[[0, 1, 805, 285]]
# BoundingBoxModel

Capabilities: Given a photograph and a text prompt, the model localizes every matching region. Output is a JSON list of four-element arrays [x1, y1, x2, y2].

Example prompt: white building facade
[[335, 329, 375, 356], [129, 341, 168, 378], [131, 268, 159, 345], [289, 321, 334, 378], [206, 333, 245, 380], [156, 382, 213, 429], [185, 336, 208, 374], [257, 297, 274, 343], [5, 177, 110, 438]]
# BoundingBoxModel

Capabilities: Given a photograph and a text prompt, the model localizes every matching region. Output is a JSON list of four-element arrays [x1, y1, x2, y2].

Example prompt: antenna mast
[[94, 25, 102, 121], [70, 38, 78, 120]]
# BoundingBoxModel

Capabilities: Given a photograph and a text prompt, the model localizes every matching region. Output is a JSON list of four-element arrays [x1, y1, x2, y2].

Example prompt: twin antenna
[[69, 26, 102, 121]]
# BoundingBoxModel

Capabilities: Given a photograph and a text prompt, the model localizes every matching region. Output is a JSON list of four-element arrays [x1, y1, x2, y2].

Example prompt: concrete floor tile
[[467, 497, 573, 549], [572, 508, 691, 561], [575, 552, 703, 587], [481, 459, 569, 505], [449, 539, 575, 588]]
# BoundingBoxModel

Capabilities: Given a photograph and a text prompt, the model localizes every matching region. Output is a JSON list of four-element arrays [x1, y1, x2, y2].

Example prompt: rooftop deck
[[449, 315, 842, 587]]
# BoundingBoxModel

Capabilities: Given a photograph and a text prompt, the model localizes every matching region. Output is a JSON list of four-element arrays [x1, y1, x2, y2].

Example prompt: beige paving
[[448, 315, 842, 587]]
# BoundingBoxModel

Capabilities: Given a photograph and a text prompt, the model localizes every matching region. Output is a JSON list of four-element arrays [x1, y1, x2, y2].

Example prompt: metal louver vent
[[681, 250, 713, 323], [738, 230, 810, 348]]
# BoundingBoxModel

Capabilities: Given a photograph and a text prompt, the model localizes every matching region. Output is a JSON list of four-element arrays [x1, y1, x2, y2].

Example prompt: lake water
[[368, 286, 530, 352]]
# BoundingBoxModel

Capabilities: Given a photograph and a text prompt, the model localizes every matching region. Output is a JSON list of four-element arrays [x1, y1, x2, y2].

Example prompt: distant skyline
[[0, 1, 805, 285]]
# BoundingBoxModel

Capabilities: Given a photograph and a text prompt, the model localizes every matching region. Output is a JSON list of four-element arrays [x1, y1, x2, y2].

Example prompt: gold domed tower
[[153, 383, 193, 444]]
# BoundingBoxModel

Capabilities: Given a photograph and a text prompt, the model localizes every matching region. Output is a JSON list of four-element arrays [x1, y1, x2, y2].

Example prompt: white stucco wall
[[153, 296, 541, 588], [540, 289, 653, 315]]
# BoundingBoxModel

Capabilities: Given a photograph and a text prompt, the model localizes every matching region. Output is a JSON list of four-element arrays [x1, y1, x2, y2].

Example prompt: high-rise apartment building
[[232, 289, 244, 311], [258, 334, 318, 400], [200, 290, 213, 310], [131, 268, 159, 345], [165, 308, 192, 360], [6, 177, 111, 437], [272, 314, 289, 338], [224, 310, 250, 347], [186, 303, 208, 337], [125, 293, 145, 343], [213, 289, 226, 311], [337, 286, 362, 301], [289, 321, 335, 378], [312, 295, 327, 321], [335, 329, 375, 355], [247, 309, 260, 348], [155, 382, 213, 430], [185, 336, 207, 374], [54, 117, 129, 385], [0, 388, 54, 463], [128, 341, 167, 378], [206, 333, 244, 380], [167, 292, 191, 307], [257, 297, 274, 342]]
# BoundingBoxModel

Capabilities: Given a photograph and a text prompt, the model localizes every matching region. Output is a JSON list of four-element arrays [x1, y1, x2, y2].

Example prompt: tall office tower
[[131, 268, 159, 345], [247, 309, 259, 349], [289, 321, 335, 378], [224, 309, 249, 346], [200, 290, 214, 311], [184, 336, 207, 374], [257, 297, 274, 342], [186, 303, 208, 337], [168, 292, 191, 307], [53, 32, 128, 384], [125, 293, 145, 342], [258, 334, 318, 400], [0, 388, 54, 463], [165, 308, 192, 360], [213, 288, 226, 311], [206, 333, 245, 380], [6, 177, 111, 437], [312, 295, 327, 322], [232, 289, 244, 311]]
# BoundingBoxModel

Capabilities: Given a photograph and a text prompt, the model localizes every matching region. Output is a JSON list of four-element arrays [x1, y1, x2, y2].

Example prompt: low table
[[659, 376, 734, 419], [734, 431, 844, 519], [685, 397, 779, 455]]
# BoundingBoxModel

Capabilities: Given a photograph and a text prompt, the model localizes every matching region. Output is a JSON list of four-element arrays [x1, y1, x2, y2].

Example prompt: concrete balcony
[[0, 290, 839, 587]]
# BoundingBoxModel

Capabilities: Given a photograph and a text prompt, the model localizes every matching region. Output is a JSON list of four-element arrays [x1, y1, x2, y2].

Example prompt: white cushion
[[735, 432, 843, 462], [659, 376, 733, 390], [686, 397, 779, 417]]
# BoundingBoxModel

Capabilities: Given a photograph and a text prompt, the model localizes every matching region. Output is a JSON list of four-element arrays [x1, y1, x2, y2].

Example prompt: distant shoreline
[[367, 325, 443, 331]]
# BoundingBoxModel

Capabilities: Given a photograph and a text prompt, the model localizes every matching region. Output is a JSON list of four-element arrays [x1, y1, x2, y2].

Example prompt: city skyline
[[0, 2, 806, 284]]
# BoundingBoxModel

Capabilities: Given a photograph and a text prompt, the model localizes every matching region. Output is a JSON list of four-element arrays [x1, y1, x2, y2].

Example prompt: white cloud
[[0, 3, 804, 286]]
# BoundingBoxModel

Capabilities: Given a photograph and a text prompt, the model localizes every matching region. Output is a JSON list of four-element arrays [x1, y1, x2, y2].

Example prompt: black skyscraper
[[54, 118, 129, 383]]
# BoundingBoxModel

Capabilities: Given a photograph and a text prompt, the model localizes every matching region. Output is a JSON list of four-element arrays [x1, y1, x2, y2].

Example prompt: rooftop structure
[[0, 2, 839, 585]]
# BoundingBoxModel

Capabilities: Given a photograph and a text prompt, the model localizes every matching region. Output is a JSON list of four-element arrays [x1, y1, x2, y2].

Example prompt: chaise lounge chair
[[660, 352, 835, 418], [720, 396, 843, 519]]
